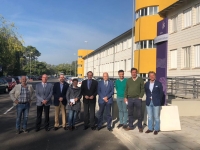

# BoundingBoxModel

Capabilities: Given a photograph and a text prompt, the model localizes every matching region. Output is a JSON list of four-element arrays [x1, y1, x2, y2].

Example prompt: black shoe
[[16, 129, 20, 134], [45, 128, 50, 131], [54, 127, 58, 131], [97, 127, 101, 131], [117, 124, 123, 129], [83, 126, 89, 130], [35, 128, 40, 132], [22, 129, 28, 133], [64, 127, 67, 130], [108, 128, 113, 131], [91, 126, 96, 130], [123, 125, 128, 129], [72, 126, 77, 130]]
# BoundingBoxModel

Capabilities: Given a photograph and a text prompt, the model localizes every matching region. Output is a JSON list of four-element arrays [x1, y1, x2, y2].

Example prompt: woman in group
[[66, 78, 82, 131]]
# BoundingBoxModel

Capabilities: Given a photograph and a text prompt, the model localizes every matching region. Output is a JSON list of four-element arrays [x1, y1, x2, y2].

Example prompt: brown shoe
[[139, 128, 143, 133], [154, 131, 158, 135], [145, 129, 153, 133], [124, 127, 134, 131]]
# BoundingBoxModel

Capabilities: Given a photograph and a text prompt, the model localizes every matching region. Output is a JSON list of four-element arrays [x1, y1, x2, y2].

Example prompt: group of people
[[9, 68, 163, 135]]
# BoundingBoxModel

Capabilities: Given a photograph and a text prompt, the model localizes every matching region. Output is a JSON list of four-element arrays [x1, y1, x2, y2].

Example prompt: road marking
[[3, 106, 14, 114]]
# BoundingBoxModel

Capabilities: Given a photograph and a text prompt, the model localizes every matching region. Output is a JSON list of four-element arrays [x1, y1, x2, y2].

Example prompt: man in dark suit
[[97, 72, 114, 131], [81, 71, 98, 130], [53, 74, 69, 131], [144, 71, 163, 135], [35, 74, 53, 132]]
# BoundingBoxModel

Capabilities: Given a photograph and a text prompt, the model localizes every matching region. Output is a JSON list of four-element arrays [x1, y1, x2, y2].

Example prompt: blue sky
[[0, 0, 133, 65]]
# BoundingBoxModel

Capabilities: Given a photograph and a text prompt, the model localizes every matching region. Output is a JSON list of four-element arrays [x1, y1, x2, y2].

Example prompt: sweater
[[124, 77, 144, 98], [66, 85, 82, 111], [115, 78, 127, 98]]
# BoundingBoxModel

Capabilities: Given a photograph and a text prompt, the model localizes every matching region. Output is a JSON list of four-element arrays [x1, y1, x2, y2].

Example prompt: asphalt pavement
[[0, 78, 128, 150]]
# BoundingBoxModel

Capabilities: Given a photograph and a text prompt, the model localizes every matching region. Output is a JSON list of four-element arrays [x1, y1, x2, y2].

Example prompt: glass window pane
[[148, 40, 153, 48], [141, 9, 144, 16], [144, 8, 148, 16], [141, 41, 144, 49], [149, 7, 153, 15], [144, 40, 147, 49], [154, 6, 158, 14]]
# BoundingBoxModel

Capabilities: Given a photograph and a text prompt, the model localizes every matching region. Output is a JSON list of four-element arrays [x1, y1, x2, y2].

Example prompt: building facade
[[83, 29, 134, 78], [134, 0, 178, 77], [77, 49, 93, 78], [160, 0, 200, 76]]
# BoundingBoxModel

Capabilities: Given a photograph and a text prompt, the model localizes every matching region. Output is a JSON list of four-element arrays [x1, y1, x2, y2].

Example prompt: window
[[136, 6, 158, 19], [183, 8, 192, 28], [78, 64, 82, 67], [196, 3, 200, 24], [171, 15, 178, 32], [78, 74, 82, 76], [136, 40, 155, 49], [170, 50, 177, 69], [126, 59, 131, 72], [183, 47, 191, 68], [78, 56, 82, 58], [194, 45, 200, 67]]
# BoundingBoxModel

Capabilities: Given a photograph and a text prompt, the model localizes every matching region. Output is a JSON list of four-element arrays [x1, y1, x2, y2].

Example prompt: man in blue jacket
[[144, 71, 163, 135], [97, 72, 114, 131]]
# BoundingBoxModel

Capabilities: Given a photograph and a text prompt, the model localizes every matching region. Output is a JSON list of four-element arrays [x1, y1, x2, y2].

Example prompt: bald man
[[10, 76, 35, 134], [35, 74, 53, 132], [97, 72, 114, 131]]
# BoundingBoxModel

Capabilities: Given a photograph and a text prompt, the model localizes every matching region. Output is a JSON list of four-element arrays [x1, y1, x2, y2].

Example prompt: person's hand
[[70, 102, 73, 106], [75, 98, 78, 102], [103, 97, 108, 103], [85, 95, 89, 99], [59, 97, 63, 101], [124, 98, 128, 103], [43, 100, 47, 104], [139, 97, 142, 100], [15, 100, 19, 104], [89, 95, 94, 99]]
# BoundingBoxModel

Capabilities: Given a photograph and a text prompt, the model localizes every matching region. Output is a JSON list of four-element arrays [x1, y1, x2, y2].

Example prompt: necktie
[[104, 81, 107, 87], [88, 80, 91, 89], [43, 83, 46, 99]]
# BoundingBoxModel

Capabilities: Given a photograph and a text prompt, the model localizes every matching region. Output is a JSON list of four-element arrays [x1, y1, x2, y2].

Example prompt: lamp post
[[74, 53, 76, 76], [84, 41, 88, 73], [35, 56, 37, 75], [131, 0, 135, 68], [30, 51, 33, 76]]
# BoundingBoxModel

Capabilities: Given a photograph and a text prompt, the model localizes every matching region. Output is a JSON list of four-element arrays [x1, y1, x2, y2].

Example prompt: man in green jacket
[[124, 68, 144, 133], [115, 70, 128, 129]]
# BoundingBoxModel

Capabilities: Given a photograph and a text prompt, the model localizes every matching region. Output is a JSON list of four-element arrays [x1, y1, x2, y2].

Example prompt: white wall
[[84, 35, 135, 77], [167, 0, 200, 77]]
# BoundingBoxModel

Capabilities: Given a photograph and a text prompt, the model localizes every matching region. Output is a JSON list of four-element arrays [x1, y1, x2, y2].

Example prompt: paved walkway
[[113, 116, 200, 150]]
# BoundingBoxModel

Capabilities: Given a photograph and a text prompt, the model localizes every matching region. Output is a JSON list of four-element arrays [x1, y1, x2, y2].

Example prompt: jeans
[[146, 100, 160, 131], [127, 98, 142, 129], [116, 98, 128, 125], [16, 103, 30, 130], [68, 109, 77, 126], [98, 102, 112, 128]]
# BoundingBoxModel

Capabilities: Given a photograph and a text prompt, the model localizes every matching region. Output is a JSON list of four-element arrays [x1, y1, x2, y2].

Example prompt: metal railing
[[167, 76, 200, 99]]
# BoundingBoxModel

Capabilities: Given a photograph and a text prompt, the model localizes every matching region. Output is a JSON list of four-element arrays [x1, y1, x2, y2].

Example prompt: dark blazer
[[81, 79, 98, 104], [145, 80, 163, 106], [98, 80, 114, 104], [53, 82, 69, 106]]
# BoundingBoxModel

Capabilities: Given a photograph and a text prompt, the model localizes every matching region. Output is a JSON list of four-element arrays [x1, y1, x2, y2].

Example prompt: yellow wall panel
[[134, 49, 156, 73], [135, 15, 162, 42]]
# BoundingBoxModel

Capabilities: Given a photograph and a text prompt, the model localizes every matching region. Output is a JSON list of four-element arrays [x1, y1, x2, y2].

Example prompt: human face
[[72, 81, 78, 87], [131, 70, 137, 79], [87, 72, 93, 80], [42, 74, 48, 83], [149, 73, 156, 82], [103, 73, 109, 81], [118, 72, 124, 80], [59, 75, 65, 83], [21, 76, 27, 85]]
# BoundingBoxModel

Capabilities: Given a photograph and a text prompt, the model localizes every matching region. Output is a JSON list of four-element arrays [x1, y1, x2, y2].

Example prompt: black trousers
[[36, 105, 50, 129], [83, 102, 96, 127], [127, 98, 142, 129]]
